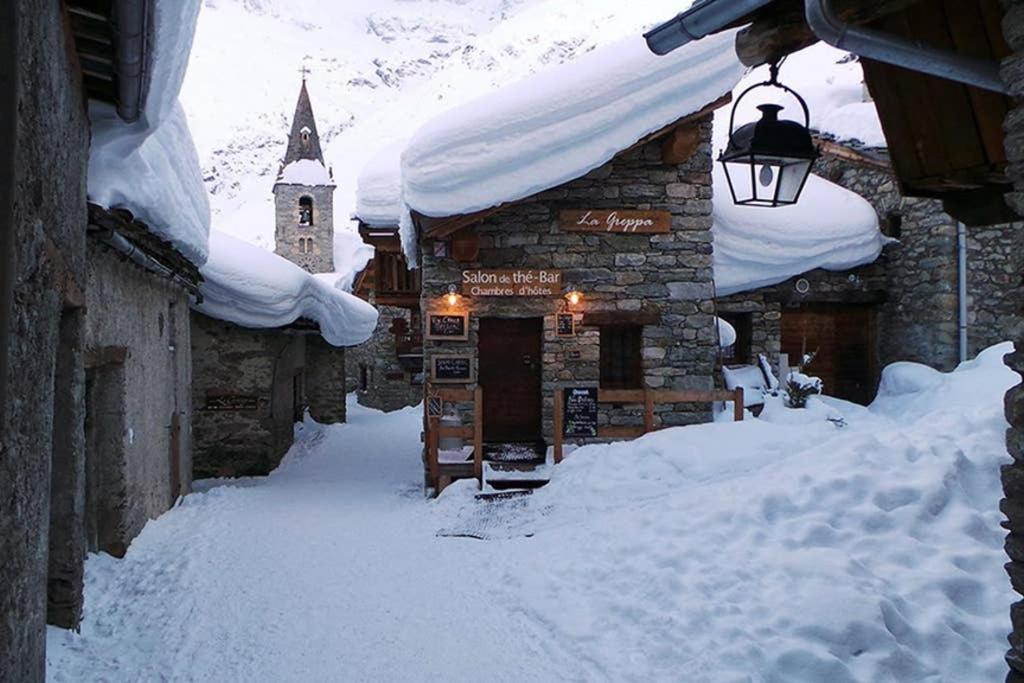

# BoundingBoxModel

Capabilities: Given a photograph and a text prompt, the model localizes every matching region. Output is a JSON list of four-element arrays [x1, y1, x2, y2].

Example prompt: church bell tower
[[273, 76, 335, 273]]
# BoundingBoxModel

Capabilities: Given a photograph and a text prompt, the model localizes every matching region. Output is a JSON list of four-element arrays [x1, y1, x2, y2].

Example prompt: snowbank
[[278, 158, 334, 186], [401, 29, 743, 220], [354, 139, 405, 227], [195, 231, 378, 347], [87, 0, 211, 266], [712, 166, 890, 295], [436, 343, 1019, 680]]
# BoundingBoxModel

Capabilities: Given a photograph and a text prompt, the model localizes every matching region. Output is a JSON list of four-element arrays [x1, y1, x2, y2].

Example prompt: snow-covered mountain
[[180, 0, 693, 255]]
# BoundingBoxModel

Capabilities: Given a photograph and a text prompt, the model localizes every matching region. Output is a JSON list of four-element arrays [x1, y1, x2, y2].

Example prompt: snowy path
[[47, 400, 585, 682], [48, 345, 1018, 682]]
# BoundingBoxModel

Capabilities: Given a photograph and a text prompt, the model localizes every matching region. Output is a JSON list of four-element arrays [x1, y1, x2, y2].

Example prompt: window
[[298, 237, 312, 254], [299, 196, 313, 226], [599, 325, 643, 389], [720, 312, 753, 365]]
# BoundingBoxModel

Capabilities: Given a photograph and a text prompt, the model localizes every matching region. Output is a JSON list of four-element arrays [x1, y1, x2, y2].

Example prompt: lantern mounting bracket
[[726, 59, 811, 147]]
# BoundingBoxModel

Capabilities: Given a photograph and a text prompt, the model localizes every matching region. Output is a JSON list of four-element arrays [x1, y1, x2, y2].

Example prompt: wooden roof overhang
[[714, 0, 1016, 224], [66, 0, 151, 122], [413, 94, 732, 241]]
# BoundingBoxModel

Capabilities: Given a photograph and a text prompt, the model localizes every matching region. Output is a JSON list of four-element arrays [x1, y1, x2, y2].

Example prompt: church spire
[[283, 78, 324, 166]]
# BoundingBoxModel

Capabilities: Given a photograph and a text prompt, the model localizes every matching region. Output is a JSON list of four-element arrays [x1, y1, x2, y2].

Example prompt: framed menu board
[[556, 313, 575, 337], [430, 355, 475, 384], [426, 312, 469, 341], [563, 387, 598, 437]]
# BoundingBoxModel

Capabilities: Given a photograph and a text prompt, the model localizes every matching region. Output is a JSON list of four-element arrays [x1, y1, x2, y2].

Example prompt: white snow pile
[[87, 0, 210, 265], [310, 230, 375, 294], [278, 159, 334, 187], [438, 343, 1018, 681], [354, 139, 406, 227], [717, 316, 737, 348], [400, 28, 744, 237], [195, 230, 377, 346]]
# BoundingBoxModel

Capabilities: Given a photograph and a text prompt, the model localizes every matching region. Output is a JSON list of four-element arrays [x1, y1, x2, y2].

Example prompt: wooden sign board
[[203, 394, 260, 411], [462, 269, 562, 297], [563, 387, 598, 437], [556, 313, 575, 337], [426, 312, 469, 341], [430, 355, 475, 384], [560, 210, 671, 234]]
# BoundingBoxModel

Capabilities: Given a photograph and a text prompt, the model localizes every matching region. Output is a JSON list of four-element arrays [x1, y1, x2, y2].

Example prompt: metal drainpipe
[[958, 222, 969, 364], [100, 231, 201, 301], [644, 0, 776, 55], [0, 2, 17, 434], [113, 0, 150, 122], [805, 0, 1009, 95]]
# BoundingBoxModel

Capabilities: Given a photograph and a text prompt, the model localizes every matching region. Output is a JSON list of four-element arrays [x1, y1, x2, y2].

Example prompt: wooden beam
[[735, 0, 925, 67], [553, 388, 564, 464], [473, 386, 483, 484], [661, 123, 703, 165], [598, 426, 646, 439]]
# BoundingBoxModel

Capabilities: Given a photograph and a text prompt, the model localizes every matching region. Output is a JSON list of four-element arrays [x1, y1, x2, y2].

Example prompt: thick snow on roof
[[278, 159, 335, 187], [354, 140, 405, 227], [712, 166, 890, 296], [87, 0, 211, 265], [196, 231, 378, 347], [325, 230, 375, 293], [401, 29, 744, 220], [731, 43, 885, 149]]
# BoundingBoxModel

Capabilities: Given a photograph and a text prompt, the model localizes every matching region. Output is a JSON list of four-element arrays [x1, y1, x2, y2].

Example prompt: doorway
[[781, 303, 879, 405], [478, 317, 543, 446]]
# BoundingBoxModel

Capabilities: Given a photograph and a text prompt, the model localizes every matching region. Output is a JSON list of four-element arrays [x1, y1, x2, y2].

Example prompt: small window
[[599, 325, 643, 389], [299, 196, 313, 226], [298, 237, 312, 254], [359, 364, 369, 392], [720, 312, 753, 365]]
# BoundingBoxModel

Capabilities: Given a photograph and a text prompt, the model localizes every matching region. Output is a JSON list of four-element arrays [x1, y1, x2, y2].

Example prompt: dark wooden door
[[479, 317, 542, 442], [781, 304, 879, 405]]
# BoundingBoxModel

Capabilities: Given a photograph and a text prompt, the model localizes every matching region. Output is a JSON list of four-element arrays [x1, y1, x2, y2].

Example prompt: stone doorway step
[[482, 461, 552, 495]]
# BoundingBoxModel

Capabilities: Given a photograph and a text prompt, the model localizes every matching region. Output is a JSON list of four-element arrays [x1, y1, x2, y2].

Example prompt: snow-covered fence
[[552, 388, 744, 463]]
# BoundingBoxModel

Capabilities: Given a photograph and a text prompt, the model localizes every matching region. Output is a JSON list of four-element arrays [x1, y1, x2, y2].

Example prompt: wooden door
[[479, 318, 542, 442], [781, 304, 879, 405]]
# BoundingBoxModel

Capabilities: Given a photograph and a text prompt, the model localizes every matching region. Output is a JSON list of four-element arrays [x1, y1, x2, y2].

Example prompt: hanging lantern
[[445, 284, 459, 307], [564, 287, 583, 308], [718, 63, 819, 208]]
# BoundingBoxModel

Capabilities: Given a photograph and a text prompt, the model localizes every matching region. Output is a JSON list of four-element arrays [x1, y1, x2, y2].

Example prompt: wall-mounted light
[[564, 287, 583, 307], [445, 284, 459, 307]]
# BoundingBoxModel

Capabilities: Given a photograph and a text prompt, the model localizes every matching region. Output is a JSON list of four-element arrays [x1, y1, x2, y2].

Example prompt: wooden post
[[427, 417, 440, 493], [553, 388, 564, 464], [473, 386, 483, 485], [734, 388, 745, 422], [643, 390, 655, 434]]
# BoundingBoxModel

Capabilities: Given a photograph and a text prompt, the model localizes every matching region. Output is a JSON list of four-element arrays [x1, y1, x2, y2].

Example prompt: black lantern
[[719, 64, 819, 208]]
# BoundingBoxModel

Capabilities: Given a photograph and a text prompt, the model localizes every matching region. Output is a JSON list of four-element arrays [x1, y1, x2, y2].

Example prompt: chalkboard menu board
[[563, 387, 598, 437], [431, 355, 475, 384], [426, 312, 469, 340], [556, 313, 575, 337]]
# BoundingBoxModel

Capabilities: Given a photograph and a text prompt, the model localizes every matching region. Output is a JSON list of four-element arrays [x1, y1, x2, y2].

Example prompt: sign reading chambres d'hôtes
[[462, 269, 562, 297], [560, 210, 671, 234]]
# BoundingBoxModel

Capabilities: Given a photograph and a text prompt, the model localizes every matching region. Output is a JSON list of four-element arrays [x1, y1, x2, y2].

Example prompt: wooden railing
[[552, 387, 744, 463], [424, 384, 483, 488]]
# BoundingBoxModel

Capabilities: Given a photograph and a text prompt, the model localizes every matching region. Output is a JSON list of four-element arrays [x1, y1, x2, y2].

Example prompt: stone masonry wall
[[85, 243, 193, 552], [967, 223, 1024, 356], [419, 117, 720, 448], [191, 313, 306, 479], [999, 4, 1024, 679], [1, 2, 89, 678], [273, 183, 334, 273], [346, 305, 422, 412], [306, 336, 347, 424]]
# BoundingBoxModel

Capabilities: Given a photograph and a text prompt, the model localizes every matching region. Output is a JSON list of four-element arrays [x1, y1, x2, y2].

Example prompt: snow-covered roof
[[401, 29, 744, 220], [328, 230, 375, 292], [277, 159, 335, 187], [87, 0, 211, 266], [354, 140, 405, 227], [195, 231, 378, 347]]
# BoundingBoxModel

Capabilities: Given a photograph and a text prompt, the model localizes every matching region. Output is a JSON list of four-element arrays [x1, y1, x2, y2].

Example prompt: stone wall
[[306, 336, 347, 423], [273, 183, 334, 273], [84, 243, 193, 554], [1000, 4, 1024, 679], [1, 1, 89, 678], [419, 117, 720, 450], [967, 223, 1024, 356], [191, 313, 306, 479], [346, 305, 422, 412]]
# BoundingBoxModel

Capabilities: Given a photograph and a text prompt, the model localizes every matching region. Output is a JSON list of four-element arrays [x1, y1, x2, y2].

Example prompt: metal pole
[[958, 222, 969, 364]]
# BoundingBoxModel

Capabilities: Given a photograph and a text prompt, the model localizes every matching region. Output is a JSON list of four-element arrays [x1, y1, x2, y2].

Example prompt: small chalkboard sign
[[430, 355, 475, 384], [563, 387, 598, 437], [556, 313, 575, 337], [426, 312, 469, 341]]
